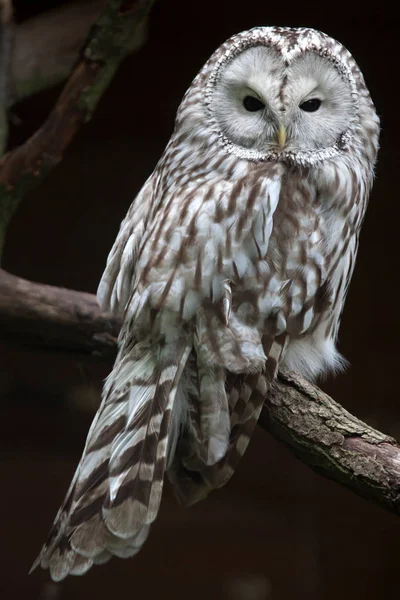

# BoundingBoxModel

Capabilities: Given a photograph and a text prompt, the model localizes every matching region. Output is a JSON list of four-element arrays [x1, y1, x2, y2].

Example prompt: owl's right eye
[[243, 96, 265, 112]]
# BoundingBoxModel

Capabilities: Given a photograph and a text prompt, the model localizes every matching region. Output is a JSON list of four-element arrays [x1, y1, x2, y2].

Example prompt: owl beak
[[277, 125, 287, 150]]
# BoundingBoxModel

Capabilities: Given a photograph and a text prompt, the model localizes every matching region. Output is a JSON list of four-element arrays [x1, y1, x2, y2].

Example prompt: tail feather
[[68, 554, 95, 576], [104, 338, 192, 537], [169, 372, 269, 506], [169, 333, 287, 506], [34, 296, 288, 578], [33, 334, 191, 581], [183, 359, 230, 469], [175, 290, 266, 475]]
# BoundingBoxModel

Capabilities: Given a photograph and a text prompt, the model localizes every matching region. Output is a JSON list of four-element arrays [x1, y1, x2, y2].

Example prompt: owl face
[[211, 44, 357, 160]]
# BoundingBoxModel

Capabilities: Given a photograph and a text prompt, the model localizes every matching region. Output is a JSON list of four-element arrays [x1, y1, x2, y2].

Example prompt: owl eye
[[299, 98, 322, 112], [243, 95, 265, 112]]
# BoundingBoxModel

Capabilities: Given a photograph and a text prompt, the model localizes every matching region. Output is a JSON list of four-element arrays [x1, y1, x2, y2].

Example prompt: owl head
[[177, 27, 379, 168]]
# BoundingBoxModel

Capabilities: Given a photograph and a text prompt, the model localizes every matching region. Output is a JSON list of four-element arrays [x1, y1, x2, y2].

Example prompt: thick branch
[[1, 268, 400, 516], [260, 371, 400, 514], [0, 0, 13, 154], [12, 1, 148, 103], [0, 269, 119, 357], [0, 0, 155, 257]]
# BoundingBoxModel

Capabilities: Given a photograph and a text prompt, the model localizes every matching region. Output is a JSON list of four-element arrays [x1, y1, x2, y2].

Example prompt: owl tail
[[168, 371, 269, 506], [169, 329, 286, 507], [32, 335, 192, 581]]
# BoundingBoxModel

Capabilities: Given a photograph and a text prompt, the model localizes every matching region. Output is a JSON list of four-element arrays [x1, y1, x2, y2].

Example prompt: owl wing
[[34, 163, 283, 580], [136, 164, 284, 505], [97, 172, 157, 316], [115, 163, 283, 493]]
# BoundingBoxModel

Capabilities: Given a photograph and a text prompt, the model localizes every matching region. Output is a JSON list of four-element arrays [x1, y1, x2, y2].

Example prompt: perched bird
[[33, 26, 380, 580]]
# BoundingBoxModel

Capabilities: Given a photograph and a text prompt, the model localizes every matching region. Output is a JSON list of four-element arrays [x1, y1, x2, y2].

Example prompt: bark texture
[[261, 371, 400, 514]]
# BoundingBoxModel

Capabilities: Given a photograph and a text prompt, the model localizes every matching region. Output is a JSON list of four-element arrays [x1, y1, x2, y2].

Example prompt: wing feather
[[35, 157, 283, 578], [34, 331, 192, 580], [97, 173, 156, 315]]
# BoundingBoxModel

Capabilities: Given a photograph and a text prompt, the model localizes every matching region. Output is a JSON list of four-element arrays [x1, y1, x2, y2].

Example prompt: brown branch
[[260, 372, 400, 515], [0, 0, 14, 154], [12, 1, 148, 103], [1, 267, 400, 516], [0, 0, 156, 257], [11, 1, 106, 103], [0, 269, 119, 358]]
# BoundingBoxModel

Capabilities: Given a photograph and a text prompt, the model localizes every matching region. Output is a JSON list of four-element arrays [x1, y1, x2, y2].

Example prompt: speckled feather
[[34, 26, 379, 580]]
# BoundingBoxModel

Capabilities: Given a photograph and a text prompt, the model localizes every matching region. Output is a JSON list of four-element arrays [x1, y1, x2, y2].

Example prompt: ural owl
[[33, 26, 380, 580]]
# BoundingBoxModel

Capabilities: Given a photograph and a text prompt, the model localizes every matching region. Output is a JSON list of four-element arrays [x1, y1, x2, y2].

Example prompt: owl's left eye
[[243, 95, 265, 112], [299, 98, 322, 112]]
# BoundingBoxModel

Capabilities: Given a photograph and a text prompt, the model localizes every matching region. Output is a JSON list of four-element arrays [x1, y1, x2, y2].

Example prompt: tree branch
[[0, 0, 155, 257], [0, 0, 14, 154], [260, 372, 400, 515], [1, 267, 400, 516], [12, 1, 148, 104], [0, 269, 119, 358]]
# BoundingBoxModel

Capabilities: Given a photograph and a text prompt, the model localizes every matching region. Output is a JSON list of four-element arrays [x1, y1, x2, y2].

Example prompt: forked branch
[[0, 0, 155, 256]]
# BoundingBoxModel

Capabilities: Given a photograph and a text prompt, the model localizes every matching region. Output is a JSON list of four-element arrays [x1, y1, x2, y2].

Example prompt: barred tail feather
[[169, 334, 286, 506], [33, 335, 192, 581], [183, 362, 230, 469], [169, 372, 269, 506]]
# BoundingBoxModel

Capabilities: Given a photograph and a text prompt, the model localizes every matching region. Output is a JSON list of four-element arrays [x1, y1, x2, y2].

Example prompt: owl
[[33, 27, 379, 580]]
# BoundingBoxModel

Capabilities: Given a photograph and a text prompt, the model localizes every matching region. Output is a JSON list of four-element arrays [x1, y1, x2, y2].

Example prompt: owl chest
[[231, 176, 330, 336]]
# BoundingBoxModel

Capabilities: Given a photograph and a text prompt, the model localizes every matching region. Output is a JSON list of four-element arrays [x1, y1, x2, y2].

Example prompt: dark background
[[1, 1, 399, 598]]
